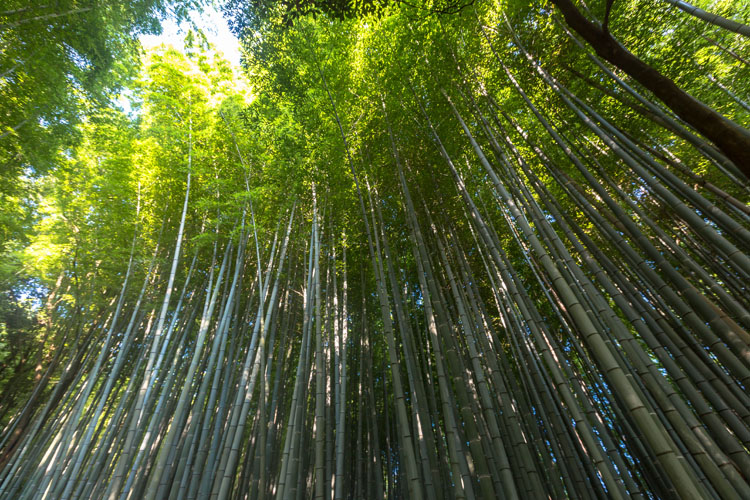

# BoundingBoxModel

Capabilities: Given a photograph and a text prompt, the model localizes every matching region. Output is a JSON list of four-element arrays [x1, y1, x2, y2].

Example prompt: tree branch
[[603, 0, 615, 33]]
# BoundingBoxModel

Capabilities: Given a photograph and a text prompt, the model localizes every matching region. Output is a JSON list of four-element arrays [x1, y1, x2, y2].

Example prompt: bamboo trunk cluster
[[1, 10, 750, 500]]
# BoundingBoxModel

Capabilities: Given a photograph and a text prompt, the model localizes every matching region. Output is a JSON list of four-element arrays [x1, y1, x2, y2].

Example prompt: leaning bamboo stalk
[[661, 0, 750, 37]]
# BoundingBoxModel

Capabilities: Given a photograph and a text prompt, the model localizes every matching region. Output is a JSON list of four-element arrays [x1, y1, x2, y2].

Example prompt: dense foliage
[[1, 0, 749, 498]]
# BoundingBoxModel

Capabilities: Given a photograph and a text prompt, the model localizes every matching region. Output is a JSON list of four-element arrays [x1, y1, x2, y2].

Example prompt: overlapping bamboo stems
[[537, 82, 750, 379], [484, 39, 750, 386], [369, 190, 439, 500], [421, 206, 521, 498], [427, 93, 646, 496], [390, 103, 476, 497], [501, 102, 750, 431], [411, 80, 629, 496], [0, 217, 172, 499], [358, 175, 424, 498], [459, 177, 623, 498], [462, 25, 750, 495], [332, 234, 347, 500], [661, 0, 750, 38], [570, 131, 750, 312], [61, 249, 201, 500], [0, 231, 138, 496], [313, 48, 424, 497], [429, 218, 524, 497], [275, 223, 315, 500], [452, 220, 600, 498], [475, 175, 641, 497], [384, 104, 450, 500], [420, 55, 748, 496], [4, 12, 750, 498], [313, 186, 326, 500], [146, 234, 239, 500], [1, 168, 301, 500], [171, 240, 241, 500], [454, 211, 571, 497], [498, 107, 743, 402], [211, 209, 292, 500], [487, 101, 749, 497], [524, 14, 746, 185]]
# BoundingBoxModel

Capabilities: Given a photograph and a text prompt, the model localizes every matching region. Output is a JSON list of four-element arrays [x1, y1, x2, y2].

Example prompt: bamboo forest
[[1, 0, 750, 498]]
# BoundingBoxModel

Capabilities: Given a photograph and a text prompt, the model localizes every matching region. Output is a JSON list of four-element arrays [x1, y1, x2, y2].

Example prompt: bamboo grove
[[1, 0, 749, 498]]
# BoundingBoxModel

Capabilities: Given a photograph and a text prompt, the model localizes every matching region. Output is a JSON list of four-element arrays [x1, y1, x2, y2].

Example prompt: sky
[[140, 4, 243, 68]]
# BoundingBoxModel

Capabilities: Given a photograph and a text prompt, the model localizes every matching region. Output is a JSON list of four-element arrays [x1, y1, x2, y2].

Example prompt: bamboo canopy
[[0, 0, 749, 498]]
